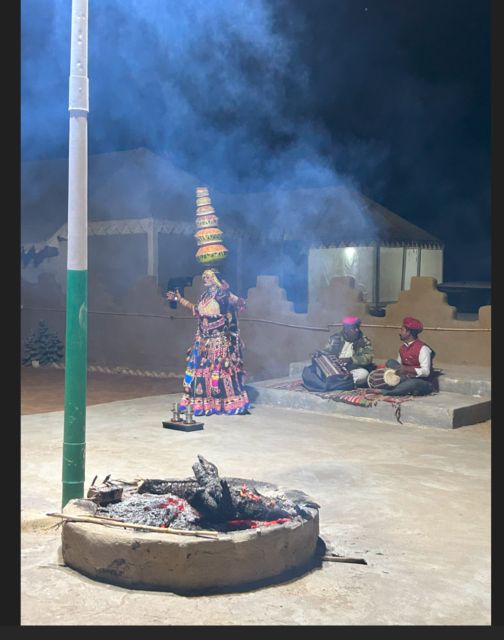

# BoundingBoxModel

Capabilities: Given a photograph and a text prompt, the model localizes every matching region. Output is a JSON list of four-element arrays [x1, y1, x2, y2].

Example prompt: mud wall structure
[[21, 275, 491, 381]]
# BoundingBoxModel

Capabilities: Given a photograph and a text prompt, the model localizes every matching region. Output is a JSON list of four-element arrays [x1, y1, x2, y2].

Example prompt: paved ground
[[21, 367, 181, 415], [21, 390, 491, 626]]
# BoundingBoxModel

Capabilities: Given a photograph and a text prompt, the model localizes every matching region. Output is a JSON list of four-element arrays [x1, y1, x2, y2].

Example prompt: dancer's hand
[[165, 290, 178, 301]]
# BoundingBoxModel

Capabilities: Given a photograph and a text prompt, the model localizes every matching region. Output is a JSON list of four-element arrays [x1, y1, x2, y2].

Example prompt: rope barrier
[[21, 306, 491, 332], [45, 362, 183, 378]]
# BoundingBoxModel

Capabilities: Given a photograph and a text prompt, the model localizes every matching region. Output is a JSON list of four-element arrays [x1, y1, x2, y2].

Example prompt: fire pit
[[60, 456, 320, 593]]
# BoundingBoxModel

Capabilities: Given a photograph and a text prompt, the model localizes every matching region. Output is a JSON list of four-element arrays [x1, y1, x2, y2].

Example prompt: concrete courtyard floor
[[21, 393, 491, 626]]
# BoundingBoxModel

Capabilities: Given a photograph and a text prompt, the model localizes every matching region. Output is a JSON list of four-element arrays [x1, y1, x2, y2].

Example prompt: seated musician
[[302, 315, 374, 391], [322, 316, 374, 387], [383, 316, 434, 396]]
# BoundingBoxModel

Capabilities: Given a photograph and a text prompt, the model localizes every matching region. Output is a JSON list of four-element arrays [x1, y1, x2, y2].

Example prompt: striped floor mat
[[262, 378, 414, 411]]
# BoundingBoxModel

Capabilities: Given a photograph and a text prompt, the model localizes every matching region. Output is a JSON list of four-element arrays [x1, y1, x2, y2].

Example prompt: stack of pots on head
[[194, 187, 228, 266]]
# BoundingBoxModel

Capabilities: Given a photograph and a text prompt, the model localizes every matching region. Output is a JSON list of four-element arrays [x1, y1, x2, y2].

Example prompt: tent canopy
[[22, 147, 443, 249]]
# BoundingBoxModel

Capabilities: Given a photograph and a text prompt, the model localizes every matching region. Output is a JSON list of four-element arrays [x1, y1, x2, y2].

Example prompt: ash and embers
[[100, 493, 201, 529], [96, 455, 319, 533]]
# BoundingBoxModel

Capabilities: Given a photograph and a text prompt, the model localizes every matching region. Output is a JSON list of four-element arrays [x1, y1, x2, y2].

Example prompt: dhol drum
[[367, 367, 401, 390]]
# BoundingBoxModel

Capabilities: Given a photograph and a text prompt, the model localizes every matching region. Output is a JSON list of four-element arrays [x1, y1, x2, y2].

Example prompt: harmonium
[[312, 352, 351, 385]]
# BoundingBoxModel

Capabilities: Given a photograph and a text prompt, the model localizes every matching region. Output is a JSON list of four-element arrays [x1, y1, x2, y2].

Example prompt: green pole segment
[[62, 0, 89, 509], [62, 270, 88, 507]]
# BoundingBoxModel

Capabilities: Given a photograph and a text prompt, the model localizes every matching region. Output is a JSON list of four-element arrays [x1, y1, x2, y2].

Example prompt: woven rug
[[263, 378, 414, 422]]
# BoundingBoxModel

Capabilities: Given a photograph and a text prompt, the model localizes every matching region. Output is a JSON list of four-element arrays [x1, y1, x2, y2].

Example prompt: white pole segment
[[67, 0, 89, 271]]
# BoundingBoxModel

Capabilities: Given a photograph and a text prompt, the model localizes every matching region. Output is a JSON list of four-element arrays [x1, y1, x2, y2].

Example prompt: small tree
[[23, 320, 64, 366]]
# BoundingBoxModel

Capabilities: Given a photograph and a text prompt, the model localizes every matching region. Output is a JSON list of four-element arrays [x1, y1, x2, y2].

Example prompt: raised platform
[[247, 366, 491, 429], [288, 361, 492, 398]]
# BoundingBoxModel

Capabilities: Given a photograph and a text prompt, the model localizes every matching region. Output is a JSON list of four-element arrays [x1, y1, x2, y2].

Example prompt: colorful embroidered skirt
[[178, 329, 250, 416]]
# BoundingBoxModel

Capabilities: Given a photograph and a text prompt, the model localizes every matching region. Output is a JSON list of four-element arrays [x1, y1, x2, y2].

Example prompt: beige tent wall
[[352, 247, 375, 303], [21, 232, 150, 300], [308, 248, 344, 303], [157, 233, 197, 285], [21, 240, 67, 287], [420, 248, 443, 281], [404, 248, 420, 289], [308, 246, 444, 309], [378, 247, 403, 304], [308, 246, 376, 305], [89, 235, 148, 300]]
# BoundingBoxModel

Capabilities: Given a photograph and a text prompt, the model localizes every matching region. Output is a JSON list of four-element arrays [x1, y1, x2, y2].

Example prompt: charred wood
[[189, 455, 310, 524], [138, 479, 199, 501], [87, 485, 123, 506], [95, 456, 319, 531]]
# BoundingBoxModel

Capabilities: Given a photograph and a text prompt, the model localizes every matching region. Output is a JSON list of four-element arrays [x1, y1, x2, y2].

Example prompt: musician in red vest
[[384, 316, 435, 396]]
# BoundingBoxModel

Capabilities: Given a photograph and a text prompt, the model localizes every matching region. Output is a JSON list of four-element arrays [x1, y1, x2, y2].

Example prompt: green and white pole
[[62, 0, 89, 508]]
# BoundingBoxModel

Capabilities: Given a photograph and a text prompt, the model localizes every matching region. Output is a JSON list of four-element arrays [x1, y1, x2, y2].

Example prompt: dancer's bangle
[[178, 296, 194, 312]]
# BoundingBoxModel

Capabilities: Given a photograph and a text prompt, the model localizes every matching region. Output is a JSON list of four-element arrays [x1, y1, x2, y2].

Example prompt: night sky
[[21, 0, 491, 283]]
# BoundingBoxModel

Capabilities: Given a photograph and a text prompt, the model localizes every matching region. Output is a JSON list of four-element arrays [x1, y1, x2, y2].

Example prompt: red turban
[[342, 315, 361, 326], [402, 316, 423, 332]]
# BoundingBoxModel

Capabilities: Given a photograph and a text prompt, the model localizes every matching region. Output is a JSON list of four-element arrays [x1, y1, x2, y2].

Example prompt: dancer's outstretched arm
[[165, 289, 196, 315]]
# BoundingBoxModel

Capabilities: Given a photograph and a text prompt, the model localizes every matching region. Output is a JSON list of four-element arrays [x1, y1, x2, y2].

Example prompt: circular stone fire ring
[[61, 479, 320, 594]]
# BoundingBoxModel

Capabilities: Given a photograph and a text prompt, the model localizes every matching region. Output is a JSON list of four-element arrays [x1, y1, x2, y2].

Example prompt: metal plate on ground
[[162, 421, 204, 432]]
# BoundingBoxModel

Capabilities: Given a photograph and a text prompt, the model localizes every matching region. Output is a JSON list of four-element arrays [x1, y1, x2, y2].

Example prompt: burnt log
[[134, 457, 319, 528], [189, 455, 307, 524], [190, 457, 235, 522], [230, 485, 298, 521], [138, 479, 199, 501], [87, 484, 123, 506], [192, 456, 219, 484]]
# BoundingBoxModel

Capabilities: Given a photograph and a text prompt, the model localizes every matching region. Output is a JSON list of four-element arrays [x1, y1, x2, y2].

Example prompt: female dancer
[[166, 269, 250, 415]]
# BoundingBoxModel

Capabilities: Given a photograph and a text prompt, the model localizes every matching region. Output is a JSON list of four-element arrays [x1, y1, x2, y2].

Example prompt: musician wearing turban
[[323, 316, 374, 386], [383, 316, 435, 396]]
